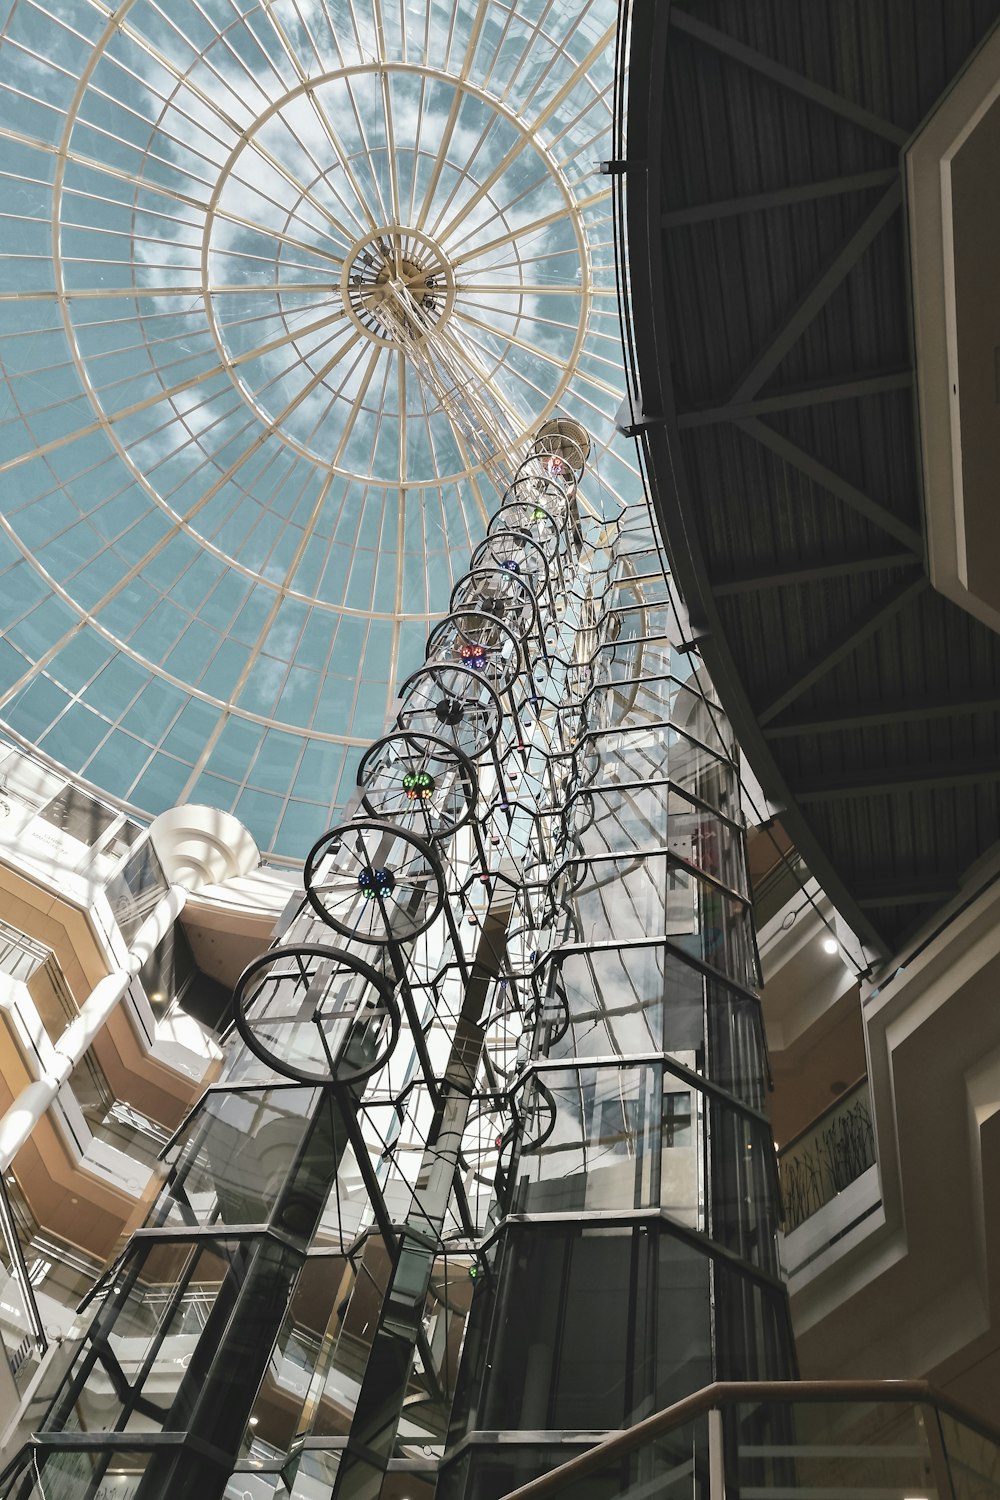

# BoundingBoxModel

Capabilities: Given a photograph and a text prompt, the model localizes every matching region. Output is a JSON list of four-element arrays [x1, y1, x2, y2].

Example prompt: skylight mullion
[[336, 68, 391, 231], [476, 0, 522, 96], [239, 327, 353, 418], [180, 1, 284, 111], [492, 0, 567, 111], [225, 140, 360, 256], [299, 343, 374, 457], [63, 192, 202, 237], [207, 236, 343, 276], [100, 13, 250, 139], [149, 411, 264, 497], [78, 81, 234, 170], [19, 0, 104, 56], [215, 171, 358, 250], [503, 11, 614, 141], [283, 0, 330, 76], [549, 103, 610, 161], [2, 36, 77, 89], [449, 201, 580, 269], [314, 0, 350, 68], [440, 164, 559, 261], [374, 23, 403, 229], [359, 340, 397, 481], [417, 84, 501, 243], [454, 245, 580, 276], [0, 80, 64, 125], [456, 312, 622, 394], [404, 76, 429, 225]]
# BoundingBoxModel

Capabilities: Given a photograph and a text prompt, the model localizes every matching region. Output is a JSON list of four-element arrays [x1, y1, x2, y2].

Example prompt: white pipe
[[0, 885, 186, 1172]]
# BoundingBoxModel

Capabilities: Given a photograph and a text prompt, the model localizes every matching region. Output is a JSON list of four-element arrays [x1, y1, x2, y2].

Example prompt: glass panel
[[511, 1065, 668, 1215], [46, 1240, 231, 1435], [940, 1408, 1000, 1500], [733, 1399, 937, 1500], [440, 1424, 708, 1500], [158, 1087, 321, 1230], [38, 783, 116, 848], [712, 1274, 797, 1384], [536, 944, 686, 1061], [0, 921, 48, 984], [565, 784, 747, 896], [451, 1223, 714, 1445], [28, 953, 77, 1043], [595, 631, 673, 683], [225, 1476, 290, 1499], [140, 923, 231, 1032], [0, 1261, 39, 1397], [778, 1079, 876, 1232], [66, 1051, 170, 1174], [578, 724, 740, 816], [709, 1099, 781, 1275], [105, 838, 169, 944], [0, 920, 77, 1042], [242, 1255, 349, 1456], [564, 854, 755, 989], [2, 1447, 161, 1500]]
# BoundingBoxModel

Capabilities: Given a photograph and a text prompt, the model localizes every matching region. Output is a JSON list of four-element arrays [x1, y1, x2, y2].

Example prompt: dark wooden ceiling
[[624, 0, 1000, 958]]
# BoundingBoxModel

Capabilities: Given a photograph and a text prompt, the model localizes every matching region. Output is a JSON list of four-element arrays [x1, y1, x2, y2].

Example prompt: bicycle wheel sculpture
[[233, 943, 398, 1086], [424, 608, 523, 694], [304, 818, 446, 945], [357, 730, 478, 840], [396, 661, 503, 761]]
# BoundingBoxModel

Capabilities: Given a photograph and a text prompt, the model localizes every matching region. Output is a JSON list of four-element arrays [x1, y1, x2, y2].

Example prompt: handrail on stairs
[[499, 1377, 1000, 1500]]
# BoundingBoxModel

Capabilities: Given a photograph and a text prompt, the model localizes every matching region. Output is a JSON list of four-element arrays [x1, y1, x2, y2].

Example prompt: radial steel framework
[[0, 0, 639, 856]]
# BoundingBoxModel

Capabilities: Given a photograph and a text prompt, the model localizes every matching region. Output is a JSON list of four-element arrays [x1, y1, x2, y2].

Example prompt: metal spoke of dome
[[0, 0, 633, 857]]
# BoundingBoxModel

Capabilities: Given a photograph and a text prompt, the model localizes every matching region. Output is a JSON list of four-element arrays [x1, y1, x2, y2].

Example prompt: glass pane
[[733, 1399, 936, 1500], [779, 1079, 876, 1232], [940, 1408, 1000, 1500]]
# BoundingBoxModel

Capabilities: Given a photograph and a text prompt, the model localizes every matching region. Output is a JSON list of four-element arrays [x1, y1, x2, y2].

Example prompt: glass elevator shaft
[[0, 428, 793, 1500]]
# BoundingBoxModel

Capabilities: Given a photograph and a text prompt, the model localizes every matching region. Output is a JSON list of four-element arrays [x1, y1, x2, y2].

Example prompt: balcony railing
[[0, 919, 76, 1045], [778, 1077, 876, 1233], [496, 1379, 1000, 1500], [2, 1378, 995, 1500]]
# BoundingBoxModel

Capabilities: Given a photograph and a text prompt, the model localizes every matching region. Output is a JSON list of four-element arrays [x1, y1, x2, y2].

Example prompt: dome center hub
[[340, 227, 455, 348]]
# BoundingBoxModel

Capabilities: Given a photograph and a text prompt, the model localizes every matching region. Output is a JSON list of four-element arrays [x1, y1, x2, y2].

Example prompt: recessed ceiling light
[[822, 937, 838, 954]]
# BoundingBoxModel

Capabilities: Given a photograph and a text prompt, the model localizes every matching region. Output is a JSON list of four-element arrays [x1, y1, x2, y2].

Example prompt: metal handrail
[[0, 1174, 46, 1359], [500, 1378, 1000, 1500]]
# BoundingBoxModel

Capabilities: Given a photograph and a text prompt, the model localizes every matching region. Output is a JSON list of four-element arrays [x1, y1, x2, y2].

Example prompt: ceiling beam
[[669, 10, 909, 146], [725, 181, 902, 405], [758, 573, 926, 727], [764, 693, 1000, 739], [714, 549, 916, 596], [854, 878, 961, 909], [738, 417, 923, 553], [797, 759, 1000, 801], [677, 370, 912, 429], [662, 169, 900, 228]]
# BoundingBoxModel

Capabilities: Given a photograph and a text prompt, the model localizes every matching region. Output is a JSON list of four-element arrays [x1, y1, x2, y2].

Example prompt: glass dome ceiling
[[0, 0, 640, 861]]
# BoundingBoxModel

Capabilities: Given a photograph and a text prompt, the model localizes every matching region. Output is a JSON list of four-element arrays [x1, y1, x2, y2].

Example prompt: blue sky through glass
[[0, 0, 642, 860]]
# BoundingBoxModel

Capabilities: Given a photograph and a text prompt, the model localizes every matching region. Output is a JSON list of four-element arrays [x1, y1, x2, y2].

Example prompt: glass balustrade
[[470, 1384, 1000, 1500], [778, 1078, 876, 1233]]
